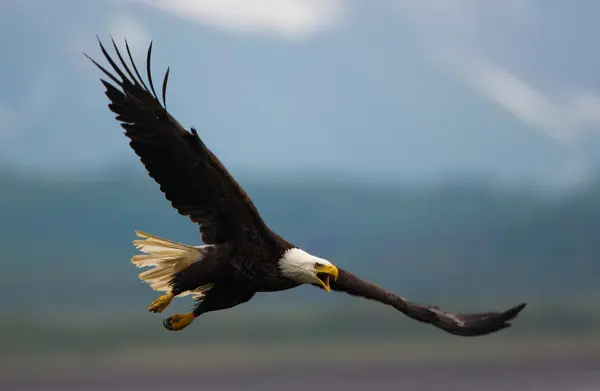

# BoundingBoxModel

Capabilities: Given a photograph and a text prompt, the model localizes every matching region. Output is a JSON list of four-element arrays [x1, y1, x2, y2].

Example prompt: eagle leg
[[163, 312, 195, 331], [148, 292, 175, 313], [192, 285, 256, 317], [161, 282, 256, 331]]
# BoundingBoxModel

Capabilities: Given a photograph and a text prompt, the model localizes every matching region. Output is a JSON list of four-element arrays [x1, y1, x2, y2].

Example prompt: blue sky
[[1, 0, 600, 188]]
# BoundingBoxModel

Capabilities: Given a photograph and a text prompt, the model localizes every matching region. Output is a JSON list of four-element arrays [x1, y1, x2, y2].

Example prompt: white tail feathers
[[131, 230, 214, 298]]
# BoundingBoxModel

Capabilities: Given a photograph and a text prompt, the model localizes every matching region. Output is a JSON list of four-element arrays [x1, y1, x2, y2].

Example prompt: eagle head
[[278, 248, 339, 291]]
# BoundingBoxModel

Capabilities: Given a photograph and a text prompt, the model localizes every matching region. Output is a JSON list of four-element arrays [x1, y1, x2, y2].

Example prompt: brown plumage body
[[85, 37, 526, 336]]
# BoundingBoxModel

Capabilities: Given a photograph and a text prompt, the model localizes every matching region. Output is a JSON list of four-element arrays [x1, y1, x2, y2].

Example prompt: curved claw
[[163, 313, 195, 331], [163, 317, 174, 330]]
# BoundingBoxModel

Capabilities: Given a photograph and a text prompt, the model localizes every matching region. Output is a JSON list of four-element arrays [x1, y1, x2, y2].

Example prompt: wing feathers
[[85, 37, 270, 244], [124, 38, 150, 91], [162, 67, 170, 109], [331, 268, 526, 337], [145, 42, 160, 102]]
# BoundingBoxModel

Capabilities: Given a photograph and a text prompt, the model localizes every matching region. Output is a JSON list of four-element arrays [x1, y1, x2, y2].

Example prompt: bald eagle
[[84, 37, 526, 336]]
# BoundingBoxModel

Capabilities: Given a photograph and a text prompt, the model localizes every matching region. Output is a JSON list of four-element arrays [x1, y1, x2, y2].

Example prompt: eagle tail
[[131, 230, 213, 297]]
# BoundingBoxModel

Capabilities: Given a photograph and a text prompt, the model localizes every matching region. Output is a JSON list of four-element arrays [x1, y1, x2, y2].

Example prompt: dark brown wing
[[331, 268, 526, 337], [85, 37, 270, 244]]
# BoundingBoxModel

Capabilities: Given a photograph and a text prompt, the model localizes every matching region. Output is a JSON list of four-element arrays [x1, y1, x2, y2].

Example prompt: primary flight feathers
[[84, 36, 526, 335]]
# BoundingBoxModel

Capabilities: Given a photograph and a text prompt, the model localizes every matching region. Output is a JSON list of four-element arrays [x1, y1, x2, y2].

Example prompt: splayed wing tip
[[500, 302, 527, 322], [456, 302, 527, 337]]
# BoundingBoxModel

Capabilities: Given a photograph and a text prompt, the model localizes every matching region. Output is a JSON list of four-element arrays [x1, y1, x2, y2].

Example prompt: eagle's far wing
[[85, 37, 270, 244], [330, 268, 526, 337]]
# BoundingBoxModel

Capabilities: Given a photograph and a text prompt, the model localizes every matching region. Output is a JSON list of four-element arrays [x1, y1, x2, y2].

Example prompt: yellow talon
[[163, 312, 195, 331], [148, 292, 174, 313]]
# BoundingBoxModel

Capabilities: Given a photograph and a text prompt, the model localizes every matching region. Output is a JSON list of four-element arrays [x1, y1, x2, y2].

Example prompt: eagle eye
[[314, 262, 323, 269]]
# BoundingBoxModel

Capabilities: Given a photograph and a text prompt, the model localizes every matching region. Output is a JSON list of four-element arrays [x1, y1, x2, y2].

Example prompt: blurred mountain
[[2, 167, 600, 312]]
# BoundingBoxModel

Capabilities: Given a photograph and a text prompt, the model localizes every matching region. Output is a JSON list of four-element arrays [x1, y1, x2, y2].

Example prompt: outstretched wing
[[85, 37, 271, 244], [330, 268, 526, 337]]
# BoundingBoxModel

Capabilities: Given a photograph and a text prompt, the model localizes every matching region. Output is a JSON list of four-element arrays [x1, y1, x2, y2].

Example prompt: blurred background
[[2, 1, 600, 390]]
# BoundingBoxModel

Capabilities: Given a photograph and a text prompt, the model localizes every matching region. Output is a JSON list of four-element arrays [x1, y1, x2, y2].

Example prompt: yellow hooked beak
[[314, 264, 339, 292]]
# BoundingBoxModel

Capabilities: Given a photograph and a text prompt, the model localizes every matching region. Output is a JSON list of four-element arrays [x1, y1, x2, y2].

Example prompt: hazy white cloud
[[438, 51, 600, 142], [397, 0, 534, 29], [107, 14, 151, 54], [132, 0, 345, 40], [393, 0, 600, 142]]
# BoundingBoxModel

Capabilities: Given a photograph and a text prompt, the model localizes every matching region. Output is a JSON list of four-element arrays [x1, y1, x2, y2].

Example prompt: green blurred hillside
[[3, 168, 600, 354], [2, 168, 600, 309]]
